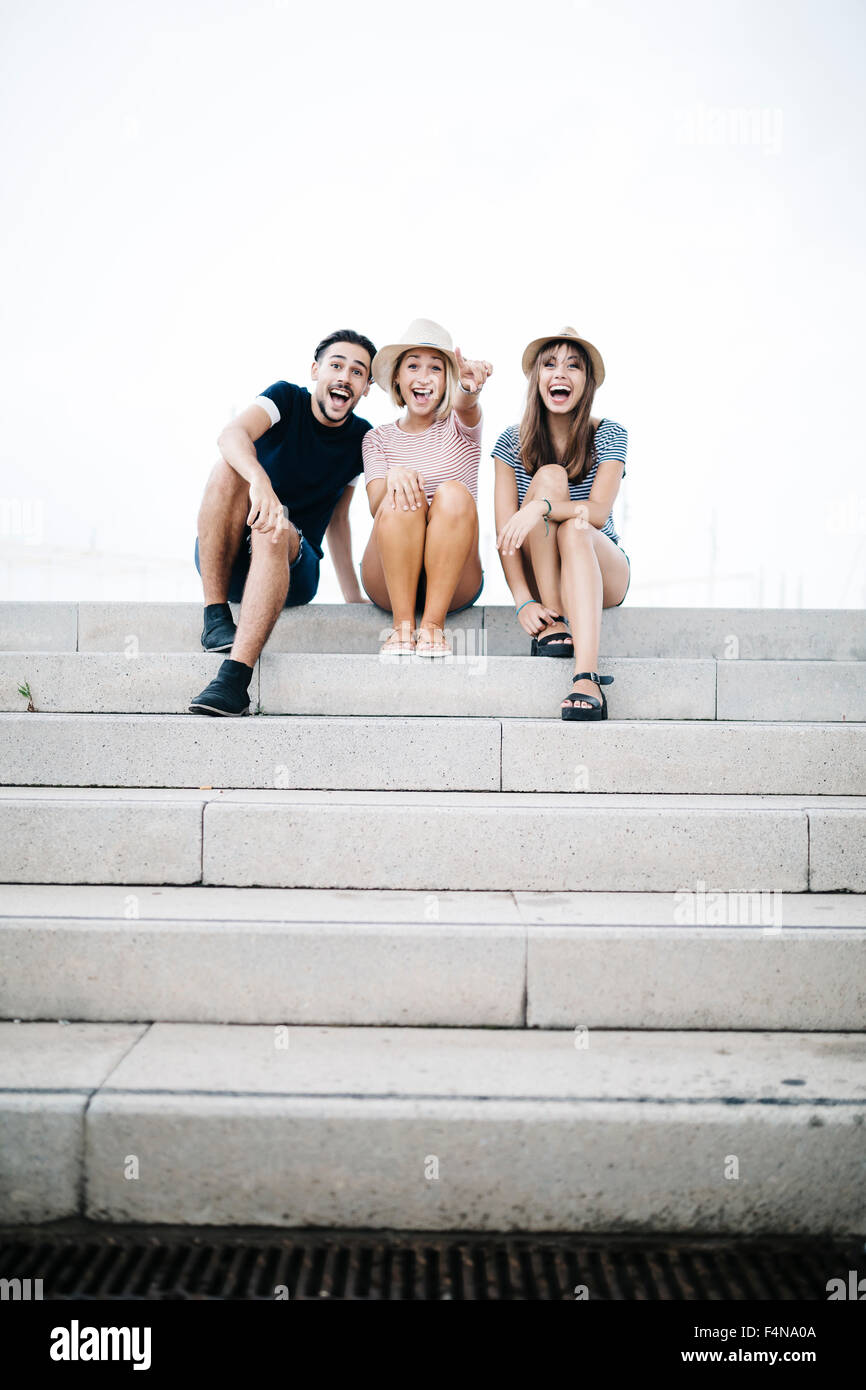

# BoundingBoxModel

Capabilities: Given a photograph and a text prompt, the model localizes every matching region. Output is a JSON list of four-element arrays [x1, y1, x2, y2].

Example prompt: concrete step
[[1, 886, 863, 1030], [0, 713, 501, 791], [3, 652, 865, 721], [3, 601, 864, 659], [1, 713, 864, 794], [0, 787, 863, 890], [2, 1021, 863, 1231]]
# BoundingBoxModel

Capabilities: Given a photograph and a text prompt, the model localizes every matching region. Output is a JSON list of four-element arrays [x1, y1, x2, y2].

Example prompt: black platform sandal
[[561, 670, 614, 722], [530, 616, 574, 658]]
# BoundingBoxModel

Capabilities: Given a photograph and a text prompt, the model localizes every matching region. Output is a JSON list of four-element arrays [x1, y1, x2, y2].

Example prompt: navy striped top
[[492, 418, 628, 545]]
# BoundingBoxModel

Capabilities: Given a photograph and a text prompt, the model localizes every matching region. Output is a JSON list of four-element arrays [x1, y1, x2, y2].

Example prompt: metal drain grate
[[1, 1229, 861, 1300]]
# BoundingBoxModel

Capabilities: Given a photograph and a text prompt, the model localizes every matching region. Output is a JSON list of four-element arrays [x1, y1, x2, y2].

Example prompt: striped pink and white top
[[361, 411, 483, 504]]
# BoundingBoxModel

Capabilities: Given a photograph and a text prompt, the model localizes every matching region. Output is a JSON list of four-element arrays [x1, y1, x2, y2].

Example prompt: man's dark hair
[[314, 329, 377, 378]]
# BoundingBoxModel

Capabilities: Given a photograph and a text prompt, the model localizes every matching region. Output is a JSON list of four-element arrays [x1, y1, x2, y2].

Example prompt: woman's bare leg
[[361, 495, 428, 644], [523, 463, 571, 646], [557, 521, 630, 708], [417, 481, 480, 643]]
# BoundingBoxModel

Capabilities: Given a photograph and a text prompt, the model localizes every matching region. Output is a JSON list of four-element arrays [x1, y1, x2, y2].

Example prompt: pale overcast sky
[[1, 0, 864, 606]]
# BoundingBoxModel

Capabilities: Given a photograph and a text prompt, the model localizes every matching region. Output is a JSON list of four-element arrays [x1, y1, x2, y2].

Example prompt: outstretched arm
[[453, 347, 493, 425]]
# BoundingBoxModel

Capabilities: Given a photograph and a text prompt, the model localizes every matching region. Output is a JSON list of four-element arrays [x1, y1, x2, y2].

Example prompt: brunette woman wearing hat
[[493, 328, 629, 720], [361, 319, 492, 655]]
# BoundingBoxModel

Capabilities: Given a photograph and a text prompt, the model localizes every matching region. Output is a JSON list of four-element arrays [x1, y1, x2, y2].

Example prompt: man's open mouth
[[329, 388, 351, 405]]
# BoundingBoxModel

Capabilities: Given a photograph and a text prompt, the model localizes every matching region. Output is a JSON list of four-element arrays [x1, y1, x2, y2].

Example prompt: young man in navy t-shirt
[[190, 329, 376, 716]]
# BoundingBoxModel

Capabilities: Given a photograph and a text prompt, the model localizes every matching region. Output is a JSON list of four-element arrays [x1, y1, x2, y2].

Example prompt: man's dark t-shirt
[[253, 382, 372, 558]]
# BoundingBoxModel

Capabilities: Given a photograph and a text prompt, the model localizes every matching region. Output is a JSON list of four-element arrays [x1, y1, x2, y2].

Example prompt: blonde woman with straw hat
[[361, 318, 492, 655], [493, 327, 630, 720]]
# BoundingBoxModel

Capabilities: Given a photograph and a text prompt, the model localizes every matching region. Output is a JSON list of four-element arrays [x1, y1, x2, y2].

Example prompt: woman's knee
[[376, 497, 428, 530], [429, 479, 476, 517], [528, 463, 570, 495], [557, 516, 595, 550]]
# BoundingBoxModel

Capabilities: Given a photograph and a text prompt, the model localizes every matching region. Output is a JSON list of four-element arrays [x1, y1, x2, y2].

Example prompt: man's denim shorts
[[194, 514, 320, 608]]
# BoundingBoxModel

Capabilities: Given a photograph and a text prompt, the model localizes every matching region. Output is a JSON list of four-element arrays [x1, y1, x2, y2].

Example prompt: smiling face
[[395, 349, 448, 420], [310, 342, 372, 425], [537, 341, 588, 415]]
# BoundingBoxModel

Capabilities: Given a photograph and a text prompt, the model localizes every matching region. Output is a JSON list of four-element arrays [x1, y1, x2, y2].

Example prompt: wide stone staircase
[[0, 601, 864, 1234]]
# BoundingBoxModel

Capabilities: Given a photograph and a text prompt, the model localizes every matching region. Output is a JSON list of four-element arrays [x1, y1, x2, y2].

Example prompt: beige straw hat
[[371, 318, 459, 392], [521, 326, 605, 386]]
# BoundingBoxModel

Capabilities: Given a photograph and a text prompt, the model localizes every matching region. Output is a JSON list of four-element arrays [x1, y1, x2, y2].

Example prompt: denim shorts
[[613, 548, 631, 607], [194, 513, 320, 608]]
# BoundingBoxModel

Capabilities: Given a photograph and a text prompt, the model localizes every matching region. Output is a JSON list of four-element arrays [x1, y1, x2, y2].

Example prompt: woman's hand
[[516, 600, 562, 637], [455, 346, 493, 395], [386, 466, 426, 511], [496, 499, 547, 554]]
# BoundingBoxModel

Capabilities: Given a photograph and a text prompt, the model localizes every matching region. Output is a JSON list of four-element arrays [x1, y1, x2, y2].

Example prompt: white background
[[1, 0, 864, 607]]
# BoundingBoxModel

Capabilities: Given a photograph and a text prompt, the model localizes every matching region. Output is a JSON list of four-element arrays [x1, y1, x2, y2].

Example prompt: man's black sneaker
[[189, 659, 253, 717], [201, 602, 237, 652]]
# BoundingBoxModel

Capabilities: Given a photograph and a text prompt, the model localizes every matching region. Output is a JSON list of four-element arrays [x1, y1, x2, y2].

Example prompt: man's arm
[[217, 402, 287, 538], [217, 402, 271, 484], [324, 481, 365, 602]]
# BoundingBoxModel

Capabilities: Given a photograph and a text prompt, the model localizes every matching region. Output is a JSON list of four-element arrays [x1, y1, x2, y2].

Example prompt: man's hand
[[387, 466, 426, 511], [496, 499, 547, 554], [248, 477, 288, 543], [455, 346, 493, 395]]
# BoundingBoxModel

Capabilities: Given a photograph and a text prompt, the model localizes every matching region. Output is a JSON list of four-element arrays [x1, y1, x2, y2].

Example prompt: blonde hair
[[390, 349, 456, 422]]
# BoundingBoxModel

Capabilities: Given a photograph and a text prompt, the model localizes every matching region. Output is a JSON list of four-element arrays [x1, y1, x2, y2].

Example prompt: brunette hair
[[390, 348, 456, 422], [313, 330, 377, 380], [518, 339, 598, 483]]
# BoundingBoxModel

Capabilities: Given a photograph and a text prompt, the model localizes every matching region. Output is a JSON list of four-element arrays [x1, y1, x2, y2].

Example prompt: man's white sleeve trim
[[254, 395, 280, 426]]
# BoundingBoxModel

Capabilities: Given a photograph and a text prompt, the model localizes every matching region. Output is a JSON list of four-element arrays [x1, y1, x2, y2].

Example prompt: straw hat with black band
[[371, 318, 459, 393], [521, 326, 605, 387]]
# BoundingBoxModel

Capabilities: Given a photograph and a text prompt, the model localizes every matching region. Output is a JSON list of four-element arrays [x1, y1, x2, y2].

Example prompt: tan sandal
[[380, 627, 415, 656], [414, 626, 451, 658]]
